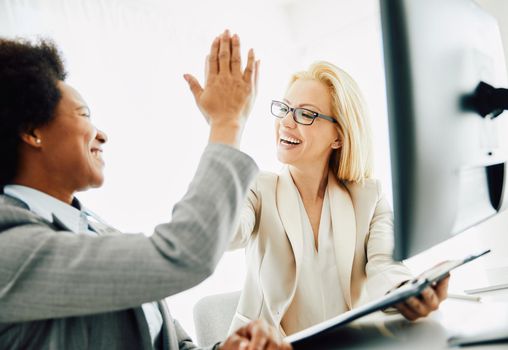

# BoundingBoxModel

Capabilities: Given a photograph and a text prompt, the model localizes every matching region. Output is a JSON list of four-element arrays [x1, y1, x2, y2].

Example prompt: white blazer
[[228, 167, 413, 335]]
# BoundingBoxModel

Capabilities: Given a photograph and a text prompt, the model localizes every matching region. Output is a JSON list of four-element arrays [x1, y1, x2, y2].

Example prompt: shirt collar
[[3, 184, 84, 234]]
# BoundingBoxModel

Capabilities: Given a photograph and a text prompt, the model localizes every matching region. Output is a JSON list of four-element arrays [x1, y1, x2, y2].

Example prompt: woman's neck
[[289, 163, 330, 203]]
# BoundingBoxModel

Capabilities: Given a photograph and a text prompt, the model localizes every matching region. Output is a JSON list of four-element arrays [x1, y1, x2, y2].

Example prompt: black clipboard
[[285, 249, 491, 346]]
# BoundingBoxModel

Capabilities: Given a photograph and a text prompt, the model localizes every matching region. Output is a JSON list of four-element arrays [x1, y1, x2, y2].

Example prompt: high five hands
[[184, 29, 260, 148]]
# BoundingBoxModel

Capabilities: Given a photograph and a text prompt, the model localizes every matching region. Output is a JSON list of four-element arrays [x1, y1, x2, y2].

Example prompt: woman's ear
[[20, 130, 43, 148], [331, 139, 342, 149]]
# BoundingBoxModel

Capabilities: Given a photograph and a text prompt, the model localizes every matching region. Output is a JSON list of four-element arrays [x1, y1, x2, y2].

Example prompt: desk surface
[[294, 289, 508, 350]]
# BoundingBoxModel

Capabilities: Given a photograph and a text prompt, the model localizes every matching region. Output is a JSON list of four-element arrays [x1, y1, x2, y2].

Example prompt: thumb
[[254, 60, 260, 94], [183, 74, 203, 101], [239, 340, 249, 350]]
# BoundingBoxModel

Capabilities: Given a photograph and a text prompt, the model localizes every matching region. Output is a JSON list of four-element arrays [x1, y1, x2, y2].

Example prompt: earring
[[36, 139, 41, 144]]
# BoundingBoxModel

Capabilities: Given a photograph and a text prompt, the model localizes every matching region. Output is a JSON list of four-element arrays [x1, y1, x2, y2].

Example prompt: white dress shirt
[[3, 184, 163, 347], [281, 190, 347, 335]]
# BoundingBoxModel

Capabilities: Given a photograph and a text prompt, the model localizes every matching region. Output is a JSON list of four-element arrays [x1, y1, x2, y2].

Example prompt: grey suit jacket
[[0, 144, 258, 350]]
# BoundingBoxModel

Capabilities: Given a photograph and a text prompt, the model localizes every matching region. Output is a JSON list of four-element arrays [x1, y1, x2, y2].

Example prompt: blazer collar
[[4, 184, 83, 233], [2, 188, 119, 237], [132, 307, 160, 350], [49, 214, 121, 236], [277, 167, 304, 278], [276, 168, 357, 309], [327, 172, 357, 309]]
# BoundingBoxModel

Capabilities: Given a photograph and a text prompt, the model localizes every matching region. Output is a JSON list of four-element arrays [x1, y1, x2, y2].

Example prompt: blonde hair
[[288, 61, 373, 183]]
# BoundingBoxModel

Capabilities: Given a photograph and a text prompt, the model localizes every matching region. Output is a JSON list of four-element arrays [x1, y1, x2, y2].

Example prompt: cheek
[[85, 124, 96, 140], [304, 129, 334, 151], [321, 126, 339, 144], [81, 127, 97, 150], [274, 122, 280, 141]]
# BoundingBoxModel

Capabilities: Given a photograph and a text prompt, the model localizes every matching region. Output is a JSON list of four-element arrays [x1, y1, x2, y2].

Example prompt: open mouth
[[280, 135, 302, 145], [91, 148, 103, 159]]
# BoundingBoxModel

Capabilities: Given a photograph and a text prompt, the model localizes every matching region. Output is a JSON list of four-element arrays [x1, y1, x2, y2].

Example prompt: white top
[[281, 190, 347, 335], [3, 185, 163, 347]]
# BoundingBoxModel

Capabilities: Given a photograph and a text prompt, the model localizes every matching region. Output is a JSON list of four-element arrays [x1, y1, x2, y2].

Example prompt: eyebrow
[[75, 106, 90, 113], [282, 98, 322, 113]]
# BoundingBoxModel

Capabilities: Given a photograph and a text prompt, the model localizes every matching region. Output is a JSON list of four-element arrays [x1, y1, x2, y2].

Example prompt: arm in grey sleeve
[[0, 144, 258, 323]]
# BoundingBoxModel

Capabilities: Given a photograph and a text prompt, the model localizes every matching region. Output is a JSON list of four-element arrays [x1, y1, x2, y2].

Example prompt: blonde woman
[[228, 61, 450, 337]]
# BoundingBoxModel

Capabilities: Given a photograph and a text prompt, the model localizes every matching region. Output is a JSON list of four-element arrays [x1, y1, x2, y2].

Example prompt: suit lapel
[[328, 172, 357, 309], [87, 221, 122, 236], [277, 167, 304, 280], [133, 307, 158, 350], [51, 214, 74, 232], [157, 300, 179, 350]]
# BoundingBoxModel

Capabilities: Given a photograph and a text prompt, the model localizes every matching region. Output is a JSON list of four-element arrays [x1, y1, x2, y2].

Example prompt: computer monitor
[[380, 0, 508, 260]]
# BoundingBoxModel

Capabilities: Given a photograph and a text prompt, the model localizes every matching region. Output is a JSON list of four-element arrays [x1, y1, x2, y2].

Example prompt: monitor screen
[[380, 0, 508, 260]]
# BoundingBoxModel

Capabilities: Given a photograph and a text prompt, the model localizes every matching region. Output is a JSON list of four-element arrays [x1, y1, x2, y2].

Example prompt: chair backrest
[[193, 291, 241, 347]]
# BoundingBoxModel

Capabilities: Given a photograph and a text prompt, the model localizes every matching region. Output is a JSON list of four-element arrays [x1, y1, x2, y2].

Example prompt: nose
[[96, 128, 108, 144], [280, 110, 297, 128]]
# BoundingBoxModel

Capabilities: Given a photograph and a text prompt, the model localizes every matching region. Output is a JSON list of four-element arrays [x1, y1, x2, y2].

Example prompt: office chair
[[193, 291, 241, 347]]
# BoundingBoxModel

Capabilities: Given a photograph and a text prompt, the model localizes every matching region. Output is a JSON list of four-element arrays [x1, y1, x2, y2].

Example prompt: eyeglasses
[[270, 100, 337, 125]]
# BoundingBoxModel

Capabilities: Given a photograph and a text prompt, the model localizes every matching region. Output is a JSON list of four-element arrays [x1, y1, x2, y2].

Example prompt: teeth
[[280, 136, 301, 145]]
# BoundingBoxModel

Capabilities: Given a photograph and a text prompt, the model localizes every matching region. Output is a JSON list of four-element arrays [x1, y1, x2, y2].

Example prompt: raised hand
[[184, 30, 259, 147]]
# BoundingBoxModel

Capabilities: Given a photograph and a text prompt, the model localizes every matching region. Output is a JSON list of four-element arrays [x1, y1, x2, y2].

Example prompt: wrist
[[209, 118, 242, 130], [209, 122, 244, 148]]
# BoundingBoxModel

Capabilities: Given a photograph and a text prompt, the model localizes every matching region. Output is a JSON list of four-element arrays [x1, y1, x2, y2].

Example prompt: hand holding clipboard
[[391, 249, 490, 321], [286, 249, 491, 346]]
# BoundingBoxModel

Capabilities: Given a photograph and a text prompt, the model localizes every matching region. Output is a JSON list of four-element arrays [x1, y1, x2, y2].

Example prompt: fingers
[[230, 34, 242, 75], [243, 48, 255, 83], [235, 325, 250, 340], [266, 340, 281, 350], [247, 321, 270, 350], [395, 302, 420, 321], [221, 333, 249, 350], [235, 321, 292, 350], [398, 280, 449, 322], [205, 55, 210, 83], [183, 74, 203, 101], [263, 327, 280, 350], [219, 30, 232, 73], [209, 30, 256, 81], [253, 60, 260, 94], [265, 338, 292, 350], [434, 275, 450, 301], [207, 37, 220, 78], [405, 295, 431, 319], [421, 287, 440, 311]]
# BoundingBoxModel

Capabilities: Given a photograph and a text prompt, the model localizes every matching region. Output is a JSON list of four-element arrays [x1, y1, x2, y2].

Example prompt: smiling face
[[36, 81, 108, 192], [275, 78, 340, 170]]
